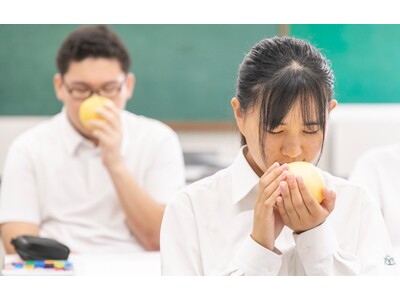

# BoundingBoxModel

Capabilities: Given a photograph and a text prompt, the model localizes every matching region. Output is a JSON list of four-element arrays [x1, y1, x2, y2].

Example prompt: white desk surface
[[2, 252, 161, 276]]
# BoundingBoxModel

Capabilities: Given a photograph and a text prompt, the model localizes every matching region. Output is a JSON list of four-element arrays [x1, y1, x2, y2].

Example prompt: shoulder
[[169, 167, 232, 209], [322, 171, 364, 193], [321, 170, 375, 206], [358, 143, 400, 162], [8, 114, 61, 152]]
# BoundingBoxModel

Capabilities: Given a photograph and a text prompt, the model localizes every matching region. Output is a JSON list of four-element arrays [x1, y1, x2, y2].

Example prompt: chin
[[76, 125, 92, 138]]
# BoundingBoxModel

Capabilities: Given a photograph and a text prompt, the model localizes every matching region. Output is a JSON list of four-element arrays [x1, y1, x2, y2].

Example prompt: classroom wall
[[2, 25, 400, 122], [291, 24, 400, 104], [2, 25, 400, 179], [0, 25, 279, 121], [3, 104, 400, 179]]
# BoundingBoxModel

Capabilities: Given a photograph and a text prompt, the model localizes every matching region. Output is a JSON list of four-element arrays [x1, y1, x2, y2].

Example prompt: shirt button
[[267, 266, 275, 272], [302, 245, 310, 253]]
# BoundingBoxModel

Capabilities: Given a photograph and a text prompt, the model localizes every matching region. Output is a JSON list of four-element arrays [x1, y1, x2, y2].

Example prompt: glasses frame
[[62, 78, 126, 100]]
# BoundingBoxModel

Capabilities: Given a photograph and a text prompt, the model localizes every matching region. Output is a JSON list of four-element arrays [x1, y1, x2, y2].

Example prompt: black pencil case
[[11, 235, 70, 260]]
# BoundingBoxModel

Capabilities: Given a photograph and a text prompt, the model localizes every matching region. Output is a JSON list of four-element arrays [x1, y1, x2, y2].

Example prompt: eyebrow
[[69, 80, 121, 86]]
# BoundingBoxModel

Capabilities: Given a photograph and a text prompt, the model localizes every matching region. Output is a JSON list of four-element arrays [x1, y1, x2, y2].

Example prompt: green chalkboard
[[0, 25, 279, 121], [291, 24, 400, 103]]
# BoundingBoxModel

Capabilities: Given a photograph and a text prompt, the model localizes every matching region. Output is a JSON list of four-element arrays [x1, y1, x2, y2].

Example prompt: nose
[[91, 89, 101, 97], [281, 137, 303, 160]]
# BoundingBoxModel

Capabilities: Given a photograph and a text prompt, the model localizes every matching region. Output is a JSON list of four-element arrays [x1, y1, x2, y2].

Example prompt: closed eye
[[303, 129, 320, 134], [74, 88, 90, 92], [267, 130, 284, 135]]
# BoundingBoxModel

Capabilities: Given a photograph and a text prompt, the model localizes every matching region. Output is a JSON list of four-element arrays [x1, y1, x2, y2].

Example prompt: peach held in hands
[[287, 161, 325, 203], [79, 96, 113, 130]]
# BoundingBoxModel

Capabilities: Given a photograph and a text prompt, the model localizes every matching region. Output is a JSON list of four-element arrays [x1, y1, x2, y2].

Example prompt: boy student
[[0, 25, 185, 254]]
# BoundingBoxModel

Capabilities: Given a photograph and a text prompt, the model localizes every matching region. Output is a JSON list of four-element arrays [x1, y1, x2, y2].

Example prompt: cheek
[[71, 102, 81, 119], [112, 97, 127, 110], [65, 101, 83, 124], [304, 135, 324, 157], [263, 139, 281, 164]]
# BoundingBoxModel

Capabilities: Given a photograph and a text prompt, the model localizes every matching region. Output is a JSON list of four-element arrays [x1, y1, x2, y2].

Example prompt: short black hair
[[236, 36, 334, 161], [56, 25, 131, 75]]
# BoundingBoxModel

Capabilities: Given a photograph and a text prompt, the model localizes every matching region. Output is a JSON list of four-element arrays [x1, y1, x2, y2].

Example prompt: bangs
[[259, 67, 330, 133]]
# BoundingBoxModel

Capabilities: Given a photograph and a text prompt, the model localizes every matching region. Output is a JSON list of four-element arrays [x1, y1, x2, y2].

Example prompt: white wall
[[323, 104, 400, 178]]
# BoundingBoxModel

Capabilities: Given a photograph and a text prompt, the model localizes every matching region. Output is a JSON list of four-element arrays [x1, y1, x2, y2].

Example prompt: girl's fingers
[[296, 176, 319, 215], [280, 179, 300, 222], [276, 196, 290, 224], [321, 187, 336, 213]]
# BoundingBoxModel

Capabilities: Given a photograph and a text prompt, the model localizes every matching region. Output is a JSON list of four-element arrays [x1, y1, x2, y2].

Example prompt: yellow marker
[[24, 264, 34, 269]]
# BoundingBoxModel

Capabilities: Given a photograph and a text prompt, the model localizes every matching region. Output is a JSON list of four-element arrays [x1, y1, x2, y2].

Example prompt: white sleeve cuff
[[293, 220, 338, 265], [233, 235, 282, 275]]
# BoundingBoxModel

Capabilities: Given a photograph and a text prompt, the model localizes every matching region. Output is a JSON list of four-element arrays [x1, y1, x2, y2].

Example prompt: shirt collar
[[120, 111, 129, 157], [59, 108, 86, 156], [230, 146, 260, 205]]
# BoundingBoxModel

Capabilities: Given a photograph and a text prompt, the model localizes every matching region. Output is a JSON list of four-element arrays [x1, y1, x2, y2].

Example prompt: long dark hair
[[236, 36, 334, 160]]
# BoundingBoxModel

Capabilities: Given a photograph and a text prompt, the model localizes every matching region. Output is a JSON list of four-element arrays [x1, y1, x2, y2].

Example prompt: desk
[[2, 252, 161, 276], [71, 252, 161, 276]]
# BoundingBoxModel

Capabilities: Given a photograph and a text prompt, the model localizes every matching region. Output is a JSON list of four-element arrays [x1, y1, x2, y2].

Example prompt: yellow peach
[[287, 161, 325, 203], [79, 96, 113, 130]]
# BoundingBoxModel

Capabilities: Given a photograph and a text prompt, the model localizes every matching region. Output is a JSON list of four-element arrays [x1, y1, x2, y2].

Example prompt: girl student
[[160, 36, 397, 275]]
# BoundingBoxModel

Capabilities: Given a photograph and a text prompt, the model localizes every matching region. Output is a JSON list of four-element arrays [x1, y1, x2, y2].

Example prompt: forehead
[[281, 101, 319, 124], [64, 58, 124, 84]]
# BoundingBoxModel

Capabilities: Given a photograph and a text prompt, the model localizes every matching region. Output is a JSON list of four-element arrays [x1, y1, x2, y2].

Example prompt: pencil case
[[11, 235, 70, 260]]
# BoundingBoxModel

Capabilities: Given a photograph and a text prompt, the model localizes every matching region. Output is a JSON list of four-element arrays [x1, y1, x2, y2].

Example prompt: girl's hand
[[251, 162, 288, 251], [276, 173, 336, 234]]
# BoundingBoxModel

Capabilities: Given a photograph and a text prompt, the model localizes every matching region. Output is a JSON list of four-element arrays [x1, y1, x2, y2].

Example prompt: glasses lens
[[100, 87, 120, 98], [70, 89, 91, 100], [66, 79, 124, 100]]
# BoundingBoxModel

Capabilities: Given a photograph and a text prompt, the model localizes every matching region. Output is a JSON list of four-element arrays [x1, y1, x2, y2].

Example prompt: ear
[[328, 99, 338, 113], [53, 74, 65, 103], [231, 97, 246, 134], [124, 72, 135, 101]]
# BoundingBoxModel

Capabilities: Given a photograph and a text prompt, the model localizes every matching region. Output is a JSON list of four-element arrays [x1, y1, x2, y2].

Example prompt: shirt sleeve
[[294, 220, 361, 275], [294, 192, 398, 275], [229, 235, 282, 275], [160, 191, 282, 276], [142, 129, 185, 205], [0, 137, 41, 225], [160, 192, 204, 275], [356, 194, 398, 275]]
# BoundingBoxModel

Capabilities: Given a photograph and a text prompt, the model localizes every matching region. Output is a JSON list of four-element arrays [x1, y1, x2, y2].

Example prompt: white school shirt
[[161, 146, 397, 275], [0, 109, 185, 254], [349, 143, 400, 257]]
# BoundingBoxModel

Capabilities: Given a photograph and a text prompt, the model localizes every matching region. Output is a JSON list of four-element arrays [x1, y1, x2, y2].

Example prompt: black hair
[[236, 36, 334, 161], [56, 25, 131, 75]]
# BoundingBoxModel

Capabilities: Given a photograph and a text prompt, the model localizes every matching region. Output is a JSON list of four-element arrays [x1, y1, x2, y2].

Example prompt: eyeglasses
[[63, 78, 126, 100]]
